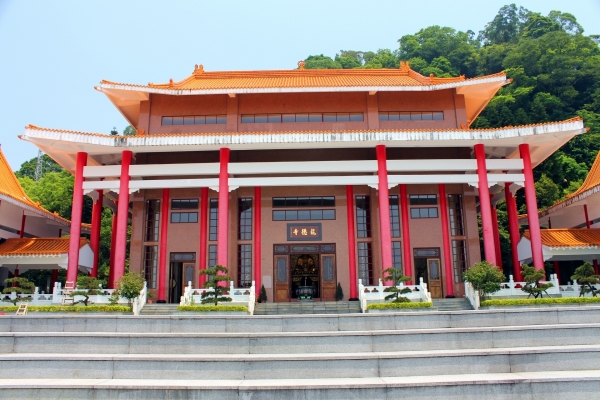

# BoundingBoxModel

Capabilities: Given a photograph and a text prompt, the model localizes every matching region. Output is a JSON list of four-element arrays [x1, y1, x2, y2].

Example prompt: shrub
[[2, 277, 35, 306], [571, 262, 600, 297], [382, 267, 412, 302], [178, 305, 248, 312], [258, 284, 268, 303], [198, 265, 232, 305], [367, 302, 433, 310], [0, 305, 131, 313], [116, 272, 145, 306], [480, 297, 600, 307], [521, 264, 553, 298], [71, 276, 103, 306], [462, 261, 505, 300], [336, 282, 344, 301]]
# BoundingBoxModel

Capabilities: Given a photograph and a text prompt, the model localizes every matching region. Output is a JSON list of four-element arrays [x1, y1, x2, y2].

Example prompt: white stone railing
[[559, 280, 598, 298], [181, 280, 255, 315], [1, 282, 148, 315], [464, 281, 480, 310], [358, 278, 431, 313], [489, 274, 561, 298]]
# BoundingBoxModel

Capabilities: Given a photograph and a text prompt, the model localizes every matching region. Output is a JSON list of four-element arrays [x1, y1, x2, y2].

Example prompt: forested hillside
[[13, 4, 600, 279]]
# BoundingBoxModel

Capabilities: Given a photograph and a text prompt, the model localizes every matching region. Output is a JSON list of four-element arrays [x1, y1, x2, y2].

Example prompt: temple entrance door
[[274, 255, 289, 302], [169, 262, 183, 304], [321, 254, 336, 300], [427, 258, 443, 299], [291, 254, 320, 299]]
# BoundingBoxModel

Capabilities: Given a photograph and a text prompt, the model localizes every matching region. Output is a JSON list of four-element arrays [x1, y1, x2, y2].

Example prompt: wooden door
[[321, 254, 336, 300], [427, 258, 443, 299], [274, 255, 289, 302]]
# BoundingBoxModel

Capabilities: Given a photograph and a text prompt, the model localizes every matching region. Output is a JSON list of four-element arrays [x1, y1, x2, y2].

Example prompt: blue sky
[[1, 0, 599, 170]]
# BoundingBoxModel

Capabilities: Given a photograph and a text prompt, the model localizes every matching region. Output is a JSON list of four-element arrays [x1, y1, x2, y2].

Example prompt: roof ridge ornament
[[399, 61, 411, 72], [298, 60, 306, 70], [194, 64, 204, 77]]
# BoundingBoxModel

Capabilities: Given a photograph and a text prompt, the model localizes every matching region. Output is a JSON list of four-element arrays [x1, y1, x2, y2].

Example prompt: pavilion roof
[[523, 229, 600, 249], [0, 238, 87, 257], [0, 149, 72, 227]]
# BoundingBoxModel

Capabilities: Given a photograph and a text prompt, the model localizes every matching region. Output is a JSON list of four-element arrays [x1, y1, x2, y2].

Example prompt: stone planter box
[[175, 311, 249, 316]]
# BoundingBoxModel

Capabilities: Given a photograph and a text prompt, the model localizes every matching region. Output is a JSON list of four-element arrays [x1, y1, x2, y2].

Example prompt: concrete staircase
[[432, 297, 473, 311], [254, 300, 361, 315], [1, 306, 600, 398], [139, 303, 180, 315]]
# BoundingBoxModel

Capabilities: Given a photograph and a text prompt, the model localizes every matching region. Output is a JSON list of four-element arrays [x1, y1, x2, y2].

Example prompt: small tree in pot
[[382, 267, 412, 303], [462, 261, 505, 301], [198, 265, 232, 306]]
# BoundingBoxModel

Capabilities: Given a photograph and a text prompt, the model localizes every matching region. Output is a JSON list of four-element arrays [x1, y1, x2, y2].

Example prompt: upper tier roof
[[95, 62, 509, 130], [0, 237, 87, 257], [0, 148, 72, 227], [523, 229, 600, 249]]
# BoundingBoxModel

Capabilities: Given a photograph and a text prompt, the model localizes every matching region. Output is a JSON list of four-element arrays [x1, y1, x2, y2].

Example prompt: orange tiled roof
[[24, 117, 583, 139], [100, 63, 506, 91], [0, 149, 72, 226], [523, 229, 600, 248], [0, 238, 87, 257]]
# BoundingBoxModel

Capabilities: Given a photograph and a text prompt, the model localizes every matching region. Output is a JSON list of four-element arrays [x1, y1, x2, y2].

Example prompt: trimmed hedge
[[367, 302, 433, 310], [0, 305, 132, 313], [480, 297, 600, 307], [178, 305, 249, 312]]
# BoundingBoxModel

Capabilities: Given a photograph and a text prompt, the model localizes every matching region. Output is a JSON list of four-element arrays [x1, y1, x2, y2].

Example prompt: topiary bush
[[2, 277, 35, 306], [0, 305, 131, 313], [481, 297, 600, 307], [71, 276, 103, 306], [198, 265, 232, 305], [462, 261, 505, 301], [382, 267, 412, 303], [367, 302, 433, 310], [178, 305, 248, 312], [521, 264, 553, 298], [571, 262, 600, 297]]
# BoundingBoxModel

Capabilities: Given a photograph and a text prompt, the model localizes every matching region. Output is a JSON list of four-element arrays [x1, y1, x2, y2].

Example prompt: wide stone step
[[2, 370, 600, 400], [254, 301, 361, 315], [2, 345, 599, 380], [3, 323, 598, 355], [3, 307, 600, 333]]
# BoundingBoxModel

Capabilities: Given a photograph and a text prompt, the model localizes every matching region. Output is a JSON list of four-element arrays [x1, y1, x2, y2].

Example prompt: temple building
[[19, 62, 587, 303], [0, 148, 91, 292]]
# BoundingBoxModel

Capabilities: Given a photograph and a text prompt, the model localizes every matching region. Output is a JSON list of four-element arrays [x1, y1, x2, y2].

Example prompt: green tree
[[2, 277, 35, 305], [15, 154, 62, 180], [71, 276, 103, 306], [116, 272, 145, 307], [335, 282, 344, 301], [198, 265, 232, 305], [462, 261, 505, 300], [478, 4, 530, 45], [520, 264, 553, 298], [303, 55, 341, 69], [258, 284, 267, 303], [571, 262, 600, 297], [381, 267, 412, 303], [534, 173, 561, 209], [123, 125, 136, 136]]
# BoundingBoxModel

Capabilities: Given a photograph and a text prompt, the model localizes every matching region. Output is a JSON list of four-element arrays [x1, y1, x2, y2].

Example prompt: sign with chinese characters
[[287, 223, 322, 241]]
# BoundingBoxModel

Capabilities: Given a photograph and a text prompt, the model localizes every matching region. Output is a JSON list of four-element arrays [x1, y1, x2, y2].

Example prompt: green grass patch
[[178, 305, 249, 312], [367, 302, 433, 310], [481, 297, 600, 307], [0, 305, 132, 313]]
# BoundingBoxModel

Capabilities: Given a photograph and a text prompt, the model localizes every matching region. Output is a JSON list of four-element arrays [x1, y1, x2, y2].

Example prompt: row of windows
[[273, 209, 335, 221], [162, 115, 227, 126], [171, 199, 199, 210], [379, 111, 444, 121], [241, 112, 364, 124], [273, 197, 335, 208]]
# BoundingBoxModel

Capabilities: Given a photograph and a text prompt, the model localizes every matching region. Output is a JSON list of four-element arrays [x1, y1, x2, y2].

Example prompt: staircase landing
[[254, 300, 361, 315]]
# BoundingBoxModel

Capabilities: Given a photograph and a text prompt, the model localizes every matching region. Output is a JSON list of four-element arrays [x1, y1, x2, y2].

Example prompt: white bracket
[[367, 184, 378, 190]]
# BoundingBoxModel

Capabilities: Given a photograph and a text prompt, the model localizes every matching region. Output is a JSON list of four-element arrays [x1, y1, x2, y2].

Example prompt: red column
[[158, 188, 169, 302], [547, 218, 562, 282], [346, 185, 358, 299], [438, 184, 454, 297], [217, 148, 230, 281], [376, 145, 393, 284], [475, 144, 497, 266], [51, 269, 58, 289], [67, 152, 87, 284], [491, 199, 503, 267], [19, 213, 26, 238], [199, 187, 209, 286], [400, 184, 413, 283], [90, 191, 103, 278], [583, 205, 600, 274], [505, 183, 523, 281], [254, 186, 262, 293], [12, 268, 19, 286], [108, 209, 117, 289], [113, 150, 132, 285], [520, 144, 544, 272]]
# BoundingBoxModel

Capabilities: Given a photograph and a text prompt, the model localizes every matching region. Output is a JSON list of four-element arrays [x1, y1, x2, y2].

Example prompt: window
[[379, 111, 443, 121], [452, 240, 467, 283], [389, 195, 400, 237], [356, 196, 371, 238], [272, 209, 335, 221], [209, 199, 218, 241], [238, 198, 253, 240], [170, 253, 196, 261], [448, 195, 465, 236], [237, 244, 252, 288], [171, 199, 198, 210], [358, 242, 373, 285], [162, 115, 226, 125], [143, 246, 158, 289], [208, 245, 217, 267], [272, 197, 335, 207], [392, 242, 402, 272], [241, 112, 363, 123], [409, 195, 438, 205], [171, 212, 198, 223], [410, 208, 438, 219], [144, 200, 160, 242]]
